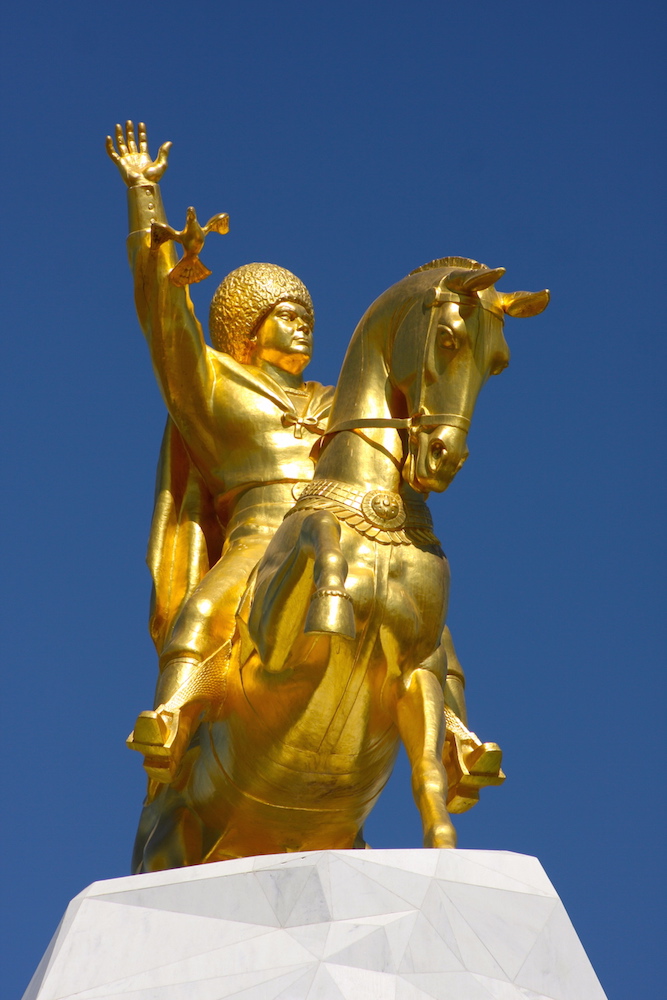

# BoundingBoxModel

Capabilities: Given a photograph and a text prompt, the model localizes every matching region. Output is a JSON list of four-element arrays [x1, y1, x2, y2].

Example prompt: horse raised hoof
[[127, 708, 187, 783], [304, 588, 356, 638]]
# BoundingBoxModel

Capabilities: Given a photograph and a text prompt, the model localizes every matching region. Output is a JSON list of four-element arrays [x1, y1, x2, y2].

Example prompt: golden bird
[[151, 206, 230, 286]]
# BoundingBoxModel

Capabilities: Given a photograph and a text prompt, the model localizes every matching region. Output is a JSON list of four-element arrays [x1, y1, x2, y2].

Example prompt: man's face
[[251, 301, 313, 375]]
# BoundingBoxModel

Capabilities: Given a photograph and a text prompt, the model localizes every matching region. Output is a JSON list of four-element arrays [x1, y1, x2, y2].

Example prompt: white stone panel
[[398, 911, 465, 974], [514, 901, 608, 1000], [282, 867, 332, 926], [442, 883, 558, 979], [302, 965, 347, 999], [23, 850, 607, 1000], [435, 849, 555, 896]]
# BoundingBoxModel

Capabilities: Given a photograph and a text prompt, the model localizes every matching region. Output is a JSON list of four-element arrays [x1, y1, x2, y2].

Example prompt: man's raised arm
[[107, 122, 217, 444]]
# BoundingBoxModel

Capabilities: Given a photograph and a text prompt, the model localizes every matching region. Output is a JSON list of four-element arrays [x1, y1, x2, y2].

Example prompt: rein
[[325, 412, 471, 435]]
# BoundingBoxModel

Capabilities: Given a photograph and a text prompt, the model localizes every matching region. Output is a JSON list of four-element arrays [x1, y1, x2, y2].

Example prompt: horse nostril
[[428, 439, 447, 471]]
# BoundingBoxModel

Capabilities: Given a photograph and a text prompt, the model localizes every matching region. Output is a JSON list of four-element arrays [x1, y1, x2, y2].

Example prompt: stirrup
[[443, 706, 505, 813], [127, 708, 184, 783]]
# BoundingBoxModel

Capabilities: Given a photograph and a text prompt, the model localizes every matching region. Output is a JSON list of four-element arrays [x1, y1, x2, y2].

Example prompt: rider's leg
[[440, 626, 504, 811], [442, 626, 467, 723], [129, 539, 264, 779]]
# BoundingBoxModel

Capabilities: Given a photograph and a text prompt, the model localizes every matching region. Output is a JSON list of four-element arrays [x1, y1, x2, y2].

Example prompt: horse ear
[[502, 289, 550, 318], [444, 267, 506, 293]]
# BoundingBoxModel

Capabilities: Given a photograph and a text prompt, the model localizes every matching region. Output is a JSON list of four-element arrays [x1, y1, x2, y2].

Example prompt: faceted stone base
[[23, 849, 607, 1000]]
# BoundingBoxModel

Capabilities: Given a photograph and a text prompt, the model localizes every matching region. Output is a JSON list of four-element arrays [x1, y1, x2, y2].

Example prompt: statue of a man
[[107, 123, 499, 825], [108, 122, 334, 781]]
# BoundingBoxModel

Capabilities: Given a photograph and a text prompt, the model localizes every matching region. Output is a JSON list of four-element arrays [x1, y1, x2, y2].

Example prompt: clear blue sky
[[3, 3, 665, 997]]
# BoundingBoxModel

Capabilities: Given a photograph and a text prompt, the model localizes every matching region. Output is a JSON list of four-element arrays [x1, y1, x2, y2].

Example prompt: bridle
[[325, 286, 472, 439], [325, 412, 471, 435]]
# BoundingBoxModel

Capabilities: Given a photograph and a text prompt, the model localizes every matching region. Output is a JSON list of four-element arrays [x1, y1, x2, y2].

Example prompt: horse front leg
[[302, 510, 355, 638], [248, 510, 355, 673], [392, 666, 457, 848]]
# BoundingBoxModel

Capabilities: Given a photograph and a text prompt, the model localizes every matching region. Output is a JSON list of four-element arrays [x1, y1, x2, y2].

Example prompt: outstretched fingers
[[157, 140, 173, 164], [146, 140, 173, 181], [105, 133, 120, 165], [125, 119, 138, 154], [106, 120, 171, 183], [137, 121, 148, 154], [115, 122, 128, 157]]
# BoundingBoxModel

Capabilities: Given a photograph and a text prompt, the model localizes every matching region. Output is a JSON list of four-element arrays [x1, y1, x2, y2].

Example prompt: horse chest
[[344, 532, 450, 663]]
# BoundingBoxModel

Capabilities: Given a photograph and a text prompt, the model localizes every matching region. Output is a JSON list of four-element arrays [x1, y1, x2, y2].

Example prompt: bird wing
[[204, 213, 230, 235], [151, 222, 183, 248]]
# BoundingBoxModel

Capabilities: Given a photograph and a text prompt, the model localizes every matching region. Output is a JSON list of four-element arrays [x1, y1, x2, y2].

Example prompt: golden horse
[[133, 257, 548, 872]]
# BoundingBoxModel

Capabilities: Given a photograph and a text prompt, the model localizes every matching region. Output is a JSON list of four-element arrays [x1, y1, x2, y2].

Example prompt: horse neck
[[315, 320, 405, 493]]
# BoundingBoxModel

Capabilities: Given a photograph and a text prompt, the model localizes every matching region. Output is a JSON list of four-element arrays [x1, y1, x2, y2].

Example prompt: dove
[[151, 206, 230, 286]]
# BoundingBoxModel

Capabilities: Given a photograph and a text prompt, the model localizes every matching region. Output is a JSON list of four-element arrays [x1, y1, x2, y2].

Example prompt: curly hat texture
[[209, 263, 314, 363]]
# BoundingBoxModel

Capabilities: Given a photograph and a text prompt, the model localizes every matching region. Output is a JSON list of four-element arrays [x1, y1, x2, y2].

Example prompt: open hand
[[106, 120, 172, 187]]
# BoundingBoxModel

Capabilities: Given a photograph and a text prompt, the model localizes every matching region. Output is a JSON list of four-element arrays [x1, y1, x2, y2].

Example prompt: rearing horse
[[134, 257, 548, 871]]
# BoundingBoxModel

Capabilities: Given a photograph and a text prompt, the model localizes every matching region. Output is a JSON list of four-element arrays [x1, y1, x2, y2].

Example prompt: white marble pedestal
[[23, 849, 607, 1000]]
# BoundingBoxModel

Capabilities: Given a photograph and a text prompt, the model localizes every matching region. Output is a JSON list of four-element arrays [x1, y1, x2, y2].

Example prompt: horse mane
[[409, 256, 488, 275]]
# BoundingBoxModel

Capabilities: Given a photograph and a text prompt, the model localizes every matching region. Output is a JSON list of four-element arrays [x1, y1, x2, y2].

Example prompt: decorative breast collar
[[287, 479, 441, 548]]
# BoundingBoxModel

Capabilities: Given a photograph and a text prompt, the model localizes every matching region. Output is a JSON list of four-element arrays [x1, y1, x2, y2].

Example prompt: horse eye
[[438, 326, 458, 351]]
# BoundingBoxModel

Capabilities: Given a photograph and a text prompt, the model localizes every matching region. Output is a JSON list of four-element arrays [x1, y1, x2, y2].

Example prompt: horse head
[[386, 257, 549, 493]]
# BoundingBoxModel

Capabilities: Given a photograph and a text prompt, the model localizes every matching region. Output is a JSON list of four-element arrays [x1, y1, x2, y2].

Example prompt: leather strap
[[326, 412, 471, 436]]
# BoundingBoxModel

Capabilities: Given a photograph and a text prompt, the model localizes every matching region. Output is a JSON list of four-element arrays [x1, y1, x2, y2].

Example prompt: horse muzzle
[[407, 425, 469, 493]]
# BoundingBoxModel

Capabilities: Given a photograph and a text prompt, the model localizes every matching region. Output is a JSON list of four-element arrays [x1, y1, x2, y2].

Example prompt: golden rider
[[107, 122, 497, 811], [107, 121, 334, 780]]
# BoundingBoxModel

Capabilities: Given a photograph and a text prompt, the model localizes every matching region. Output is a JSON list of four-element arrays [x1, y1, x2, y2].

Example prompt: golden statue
[[107, 122, 549, 872]]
